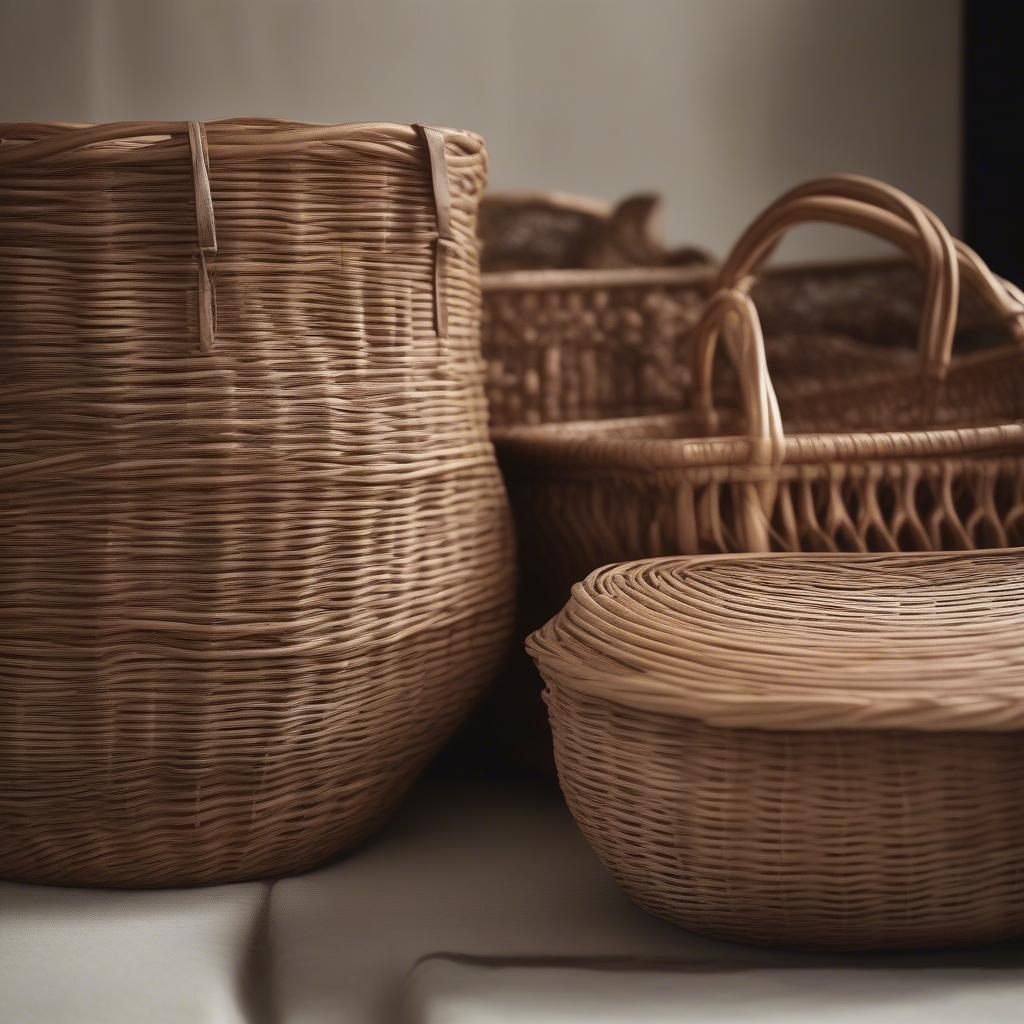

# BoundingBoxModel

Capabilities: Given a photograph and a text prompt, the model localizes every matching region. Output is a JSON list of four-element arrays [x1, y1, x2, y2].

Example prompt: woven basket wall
[[530, 553, 1024, 951], [479, 192, 715, 427], [0, 119, 515, 887]]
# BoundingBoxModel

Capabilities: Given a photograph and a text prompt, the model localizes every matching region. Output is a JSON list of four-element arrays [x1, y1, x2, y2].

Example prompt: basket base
[[0, 780, 413, 889]]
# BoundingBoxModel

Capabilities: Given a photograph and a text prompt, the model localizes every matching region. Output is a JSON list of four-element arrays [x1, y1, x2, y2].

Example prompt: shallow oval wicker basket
[[529, 550, 1024, 951], [0, 119, 515, 887]]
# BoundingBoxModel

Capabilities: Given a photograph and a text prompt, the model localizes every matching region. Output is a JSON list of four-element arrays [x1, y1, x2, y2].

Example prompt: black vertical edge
[[963, 1, 1024, 285]]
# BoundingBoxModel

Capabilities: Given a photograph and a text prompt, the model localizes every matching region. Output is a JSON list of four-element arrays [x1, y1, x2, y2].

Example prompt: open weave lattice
[[0, 119, 515, 887], [529, 551, 1024, 950]]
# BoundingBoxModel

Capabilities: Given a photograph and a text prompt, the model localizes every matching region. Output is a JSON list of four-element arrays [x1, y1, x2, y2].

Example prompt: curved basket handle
[[690, 188, 1024, 504], [714, 174, 1024, 379], [717, 176, 959, 379], [693, 289, 784, 552]]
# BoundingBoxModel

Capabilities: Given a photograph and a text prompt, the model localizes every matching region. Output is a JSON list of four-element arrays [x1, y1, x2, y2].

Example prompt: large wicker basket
[[0, 119, 515, 887], [529, 550, 1024, 951]]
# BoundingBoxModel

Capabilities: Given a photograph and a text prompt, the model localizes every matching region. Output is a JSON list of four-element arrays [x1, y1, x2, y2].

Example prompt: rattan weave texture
[[480, 192, 715, 426], [0, 119, 515, 887], [499, 176, 1024, 600], [529, 551, 1024, 950]]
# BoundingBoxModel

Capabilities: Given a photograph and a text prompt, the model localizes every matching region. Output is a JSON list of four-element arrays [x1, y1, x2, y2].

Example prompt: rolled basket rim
[[0, 118, 485, 165], [529, 548, 1024, 732], [494, 410, 1024, 472]]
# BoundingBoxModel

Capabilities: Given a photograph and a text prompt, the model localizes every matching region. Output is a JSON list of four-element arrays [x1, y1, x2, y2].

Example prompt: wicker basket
[[528, 550, 1024, 951], [480, 192, 716, 427], [478, 191, 1009, 430], [0, 119, 515, 887], [493, 177, 1024, 764]]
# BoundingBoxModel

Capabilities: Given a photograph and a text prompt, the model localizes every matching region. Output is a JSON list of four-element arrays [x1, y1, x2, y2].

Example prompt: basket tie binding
[[415, 124, 455, 339], [187, 120, 217, 352]]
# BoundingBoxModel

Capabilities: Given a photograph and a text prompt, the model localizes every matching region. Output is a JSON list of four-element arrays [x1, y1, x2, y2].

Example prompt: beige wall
[[0, 0, 960, 260]]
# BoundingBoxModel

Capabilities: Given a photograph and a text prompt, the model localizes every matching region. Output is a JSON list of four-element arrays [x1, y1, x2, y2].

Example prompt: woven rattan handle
[[690, 180, 1024, 478], [712, 174, 1024, 379], [692, 195, 958, 433], [692, 289, 783, 551], [692, 289, 783, 453], [717, 176, 960, 378]]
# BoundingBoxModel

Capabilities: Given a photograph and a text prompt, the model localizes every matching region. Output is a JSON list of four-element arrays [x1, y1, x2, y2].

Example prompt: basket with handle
[[0, 119, 515, 887], [478, 189, 1009, 430], [495, 175, 1024, 765], [529, 550, 1024, 951]]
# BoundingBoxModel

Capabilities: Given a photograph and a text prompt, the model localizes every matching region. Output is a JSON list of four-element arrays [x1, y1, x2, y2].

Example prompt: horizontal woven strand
[[549, 685, 1024, 950]]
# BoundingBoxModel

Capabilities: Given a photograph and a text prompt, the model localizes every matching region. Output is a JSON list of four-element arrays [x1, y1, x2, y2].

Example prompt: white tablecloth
[[1, 777, 1021, 1023]]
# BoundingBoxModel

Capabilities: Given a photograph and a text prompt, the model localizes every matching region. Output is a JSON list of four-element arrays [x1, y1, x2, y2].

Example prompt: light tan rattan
[[0, 119, 515, 887], [529, 550, 1024, 950], [499, 175, 1024, 590]]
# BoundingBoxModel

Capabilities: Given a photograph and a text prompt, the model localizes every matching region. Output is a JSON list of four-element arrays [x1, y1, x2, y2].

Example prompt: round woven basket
[[0, 119, 515, 887], [529, 551, 1024, 951]]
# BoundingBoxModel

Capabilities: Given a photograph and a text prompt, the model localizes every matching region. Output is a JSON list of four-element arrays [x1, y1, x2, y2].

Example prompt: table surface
[[1, 773, 1021, 1024]]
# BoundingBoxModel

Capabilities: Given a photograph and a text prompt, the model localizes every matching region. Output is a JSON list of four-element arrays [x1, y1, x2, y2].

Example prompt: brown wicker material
[[0, 119, 515, 887], [480, 192, 715, 426], [529, 550, 1024, 951]]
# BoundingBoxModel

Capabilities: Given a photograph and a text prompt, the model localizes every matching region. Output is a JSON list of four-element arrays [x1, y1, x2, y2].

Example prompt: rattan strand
[[529, 549, 1024, 951], [0, 119, 515, 887]]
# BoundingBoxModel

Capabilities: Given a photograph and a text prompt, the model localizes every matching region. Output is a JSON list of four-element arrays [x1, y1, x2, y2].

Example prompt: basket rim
[[529, 548, 1024, 732], [0, 119, 485, 165], [494, 412, 1024, 474], [481, 255, 910, 293], [493, 337, 1024, 471]]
